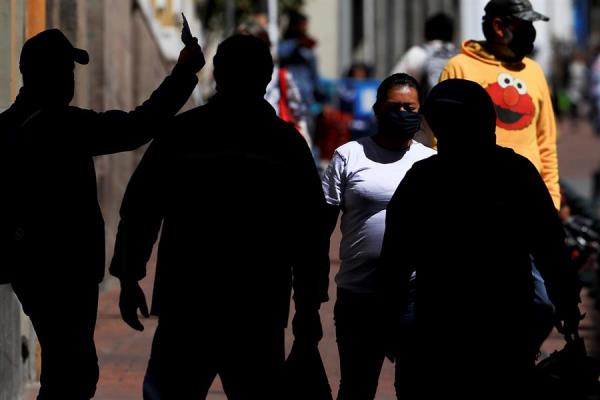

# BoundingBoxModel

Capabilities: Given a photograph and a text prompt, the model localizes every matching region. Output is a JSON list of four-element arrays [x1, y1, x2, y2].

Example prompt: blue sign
[[352, 79, 380, 119]]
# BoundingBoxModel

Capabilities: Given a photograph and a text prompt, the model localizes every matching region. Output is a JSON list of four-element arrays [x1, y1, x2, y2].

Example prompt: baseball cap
[[19, 29, 89, 74], [484, 0, 549, 22]]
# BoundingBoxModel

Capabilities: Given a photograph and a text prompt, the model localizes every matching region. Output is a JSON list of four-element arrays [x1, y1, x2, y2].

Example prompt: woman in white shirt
[[321, 73, 435, 400]]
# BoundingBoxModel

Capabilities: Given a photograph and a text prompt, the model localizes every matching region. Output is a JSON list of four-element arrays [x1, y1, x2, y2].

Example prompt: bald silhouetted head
[[213, 34, 274, 97], [423, 79, 497, 155]]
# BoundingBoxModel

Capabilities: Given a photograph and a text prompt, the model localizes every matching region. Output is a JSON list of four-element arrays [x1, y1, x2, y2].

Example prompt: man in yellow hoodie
[[440, 0, 558, 209], [440, 0, 566, 358]]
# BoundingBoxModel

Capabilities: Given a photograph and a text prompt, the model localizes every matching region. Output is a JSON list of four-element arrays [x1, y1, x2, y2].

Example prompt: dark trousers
[[335, 288, 386, 400], [11, 280, 99, 400], [144, 317, 285, 399]]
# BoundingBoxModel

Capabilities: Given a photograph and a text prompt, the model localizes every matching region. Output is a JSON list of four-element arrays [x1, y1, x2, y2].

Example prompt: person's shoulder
[[410, 141, 437, 157], [325, 138, 367, 168], [275, 117, 298, 133], [145, 104, 211, 148], [495, 145, 537, 172], [396, 155, 439, 191], [64, 105, 89, 116], [445, 52, 470, 66], [0, 106, 14, 123], [335, 137, 370, 158], [269, 116, 302, 141], [175, 103, 211, 122], [522, 57, 546, 76], [0, 107, 15, 136], [410, 153, 439, 170], [268, 118, 312, 155], [495, 145, 522, 161], [405, 45, 428, 57], [440, 53, 472, 79]]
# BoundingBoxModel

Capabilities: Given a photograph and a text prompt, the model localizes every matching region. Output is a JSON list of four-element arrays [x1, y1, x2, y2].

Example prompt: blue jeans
[[531, 262, 555, 354]]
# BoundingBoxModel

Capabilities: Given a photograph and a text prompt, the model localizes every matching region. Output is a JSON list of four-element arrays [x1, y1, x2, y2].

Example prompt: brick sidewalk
[[24, 237, 598, 400]]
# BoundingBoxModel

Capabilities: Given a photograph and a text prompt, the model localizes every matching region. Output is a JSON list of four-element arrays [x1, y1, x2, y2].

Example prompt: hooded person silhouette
[[378, 79, 581, 399], [0, 28, 204, 399], [110, 34, 328, 399]]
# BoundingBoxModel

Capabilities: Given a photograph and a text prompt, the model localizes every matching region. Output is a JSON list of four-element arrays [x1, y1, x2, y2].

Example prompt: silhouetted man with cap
[[0, 28, 204, 399], [440, 0, 561, 360], [378, 79, 581, 399], [110, 34, 328, 399]]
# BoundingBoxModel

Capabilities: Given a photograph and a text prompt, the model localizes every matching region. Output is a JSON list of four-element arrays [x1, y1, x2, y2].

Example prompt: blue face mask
[[381, 109, 422, 139]]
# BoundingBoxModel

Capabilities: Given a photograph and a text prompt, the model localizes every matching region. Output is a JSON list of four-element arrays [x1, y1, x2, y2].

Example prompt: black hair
[[213, 34, 274, 96], [345, 62, 373, 78], [283, 10, 307, 39], [373, 73, 421, 112], [425, 13, 455, 42]]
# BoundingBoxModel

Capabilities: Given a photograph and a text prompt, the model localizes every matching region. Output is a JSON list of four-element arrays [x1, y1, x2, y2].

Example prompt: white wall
[[303, 0, 339, 78]]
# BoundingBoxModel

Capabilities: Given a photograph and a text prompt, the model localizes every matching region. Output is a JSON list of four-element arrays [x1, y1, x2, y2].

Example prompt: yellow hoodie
[[440, 40, 560, 209]]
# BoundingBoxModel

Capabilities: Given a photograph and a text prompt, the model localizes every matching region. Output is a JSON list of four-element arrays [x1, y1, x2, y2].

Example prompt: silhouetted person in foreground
[[378, 79, 581, 399], [441, 1, 561, 359], [110, 34, 328, 399], [0, 28, 204, 399]]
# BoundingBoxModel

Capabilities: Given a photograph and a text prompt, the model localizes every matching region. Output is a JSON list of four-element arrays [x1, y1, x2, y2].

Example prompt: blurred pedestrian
[[378, 79, 581, 399], [315, 63, 377, 168], [440, 0, 561, 358], [0, 28, 204, 400], [566, 50, 589, 125], [110, 34, 328, 399], [279, 10, 323, 141], [392, 12, 458, 95], [321, 73, 435, 400], [237, 19, 312, 147], [590, 48, 600, 135], [392, 12, 456, 147], [337, 62, 377, 140]]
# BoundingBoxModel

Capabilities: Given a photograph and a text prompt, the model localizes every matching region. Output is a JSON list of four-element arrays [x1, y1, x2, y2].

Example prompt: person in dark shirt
[[0, 28, 204, 400], [378, 79, 581, 399], [110, 34, 328, 399]]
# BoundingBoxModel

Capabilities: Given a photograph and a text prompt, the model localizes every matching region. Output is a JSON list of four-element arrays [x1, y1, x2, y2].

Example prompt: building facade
[[0, 2, 45, 399], [304, 0, 460, 79], [304, 0, 578, 80]]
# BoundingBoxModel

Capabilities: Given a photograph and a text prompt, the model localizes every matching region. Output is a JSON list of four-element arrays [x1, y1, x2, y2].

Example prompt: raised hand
[[175, 38, 205, 75], [175, 13, 205, 75]]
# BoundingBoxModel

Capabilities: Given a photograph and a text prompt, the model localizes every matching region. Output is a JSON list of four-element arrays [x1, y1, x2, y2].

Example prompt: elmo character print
[[485, 72, 535, 131]]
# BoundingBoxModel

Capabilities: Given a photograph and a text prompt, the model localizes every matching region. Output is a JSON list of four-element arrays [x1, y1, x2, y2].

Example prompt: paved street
[[25, 118, 600, 400]]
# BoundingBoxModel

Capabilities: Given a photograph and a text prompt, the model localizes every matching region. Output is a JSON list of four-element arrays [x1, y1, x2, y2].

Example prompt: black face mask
[[504, 22, 536, 61], [380, 109, 421, 140]]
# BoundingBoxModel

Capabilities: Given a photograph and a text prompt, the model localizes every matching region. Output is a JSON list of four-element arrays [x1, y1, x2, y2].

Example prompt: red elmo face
[[485, 73, 535, 130]]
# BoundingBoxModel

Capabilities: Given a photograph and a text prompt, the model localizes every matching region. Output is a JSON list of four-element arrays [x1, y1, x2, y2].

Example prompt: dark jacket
[[378, 146, 580, 389], [1, 70, 198, 285], [110, 94, 327, 328]]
